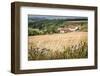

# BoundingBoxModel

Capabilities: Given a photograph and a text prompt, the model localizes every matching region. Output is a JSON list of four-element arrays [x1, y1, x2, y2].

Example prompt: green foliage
[[28, 28, 43, 36], [80, 24, 88, 32], [28, 19, 88, 36]]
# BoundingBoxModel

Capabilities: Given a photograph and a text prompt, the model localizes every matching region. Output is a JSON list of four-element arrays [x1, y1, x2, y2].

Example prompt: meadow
[[28, 32, 88, 60]]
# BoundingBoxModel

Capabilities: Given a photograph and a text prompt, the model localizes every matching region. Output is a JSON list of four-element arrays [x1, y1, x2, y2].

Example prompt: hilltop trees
[[28, 19, 88, 36]]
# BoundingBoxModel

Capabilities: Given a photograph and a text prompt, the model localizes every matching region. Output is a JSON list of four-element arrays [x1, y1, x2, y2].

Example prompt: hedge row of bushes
[[28, 27, 59, 36]]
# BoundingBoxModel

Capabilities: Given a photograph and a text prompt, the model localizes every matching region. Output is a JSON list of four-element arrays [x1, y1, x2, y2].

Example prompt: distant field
[[28, 32, 88, 60]]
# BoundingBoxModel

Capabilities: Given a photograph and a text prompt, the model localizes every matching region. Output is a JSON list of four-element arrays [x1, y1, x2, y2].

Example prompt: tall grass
[[28, 40, 88, 60]]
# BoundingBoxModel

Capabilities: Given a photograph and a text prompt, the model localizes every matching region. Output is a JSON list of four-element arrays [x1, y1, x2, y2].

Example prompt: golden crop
[[28, 32, 88, 60]]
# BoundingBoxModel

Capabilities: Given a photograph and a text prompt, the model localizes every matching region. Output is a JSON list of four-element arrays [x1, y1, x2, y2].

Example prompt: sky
[[28, 15, 88, 20]]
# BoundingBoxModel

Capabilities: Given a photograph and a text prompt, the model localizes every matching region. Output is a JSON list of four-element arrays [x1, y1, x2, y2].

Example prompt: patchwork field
[[28, 32, 88, 60]]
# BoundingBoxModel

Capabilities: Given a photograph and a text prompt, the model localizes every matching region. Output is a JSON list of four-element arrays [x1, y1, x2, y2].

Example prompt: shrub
[[28, 28, 43, 36]]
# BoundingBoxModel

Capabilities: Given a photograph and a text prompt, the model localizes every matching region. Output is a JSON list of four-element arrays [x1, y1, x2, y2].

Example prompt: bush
[[28, 28, 43, 36]]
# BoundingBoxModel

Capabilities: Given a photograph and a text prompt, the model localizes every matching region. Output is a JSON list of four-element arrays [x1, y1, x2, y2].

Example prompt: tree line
[[28, 19, 87, 36]]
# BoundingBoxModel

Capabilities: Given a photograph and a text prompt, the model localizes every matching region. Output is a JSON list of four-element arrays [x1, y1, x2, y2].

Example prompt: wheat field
[[28, 32, 88, 60]]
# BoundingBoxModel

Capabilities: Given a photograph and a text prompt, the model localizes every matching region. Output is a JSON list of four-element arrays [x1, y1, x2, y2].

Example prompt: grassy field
[[28, 32, 88, 60]]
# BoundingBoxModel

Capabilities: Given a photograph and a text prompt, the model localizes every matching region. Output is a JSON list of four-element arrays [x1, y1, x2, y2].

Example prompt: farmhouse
[[57, 19, 87, 33], [57, 26, 79, 33]]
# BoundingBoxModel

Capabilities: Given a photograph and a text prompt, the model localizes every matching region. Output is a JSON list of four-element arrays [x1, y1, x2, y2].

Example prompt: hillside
[[28, 15, 88, 36]]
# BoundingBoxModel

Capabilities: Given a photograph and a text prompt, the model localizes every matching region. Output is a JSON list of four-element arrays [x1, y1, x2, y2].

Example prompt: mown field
[[28, 32, 88, 60]]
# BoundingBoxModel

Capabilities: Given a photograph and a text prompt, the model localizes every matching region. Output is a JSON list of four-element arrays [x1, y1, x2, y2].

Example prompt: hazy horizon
[[28, 15, 88, 20]]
